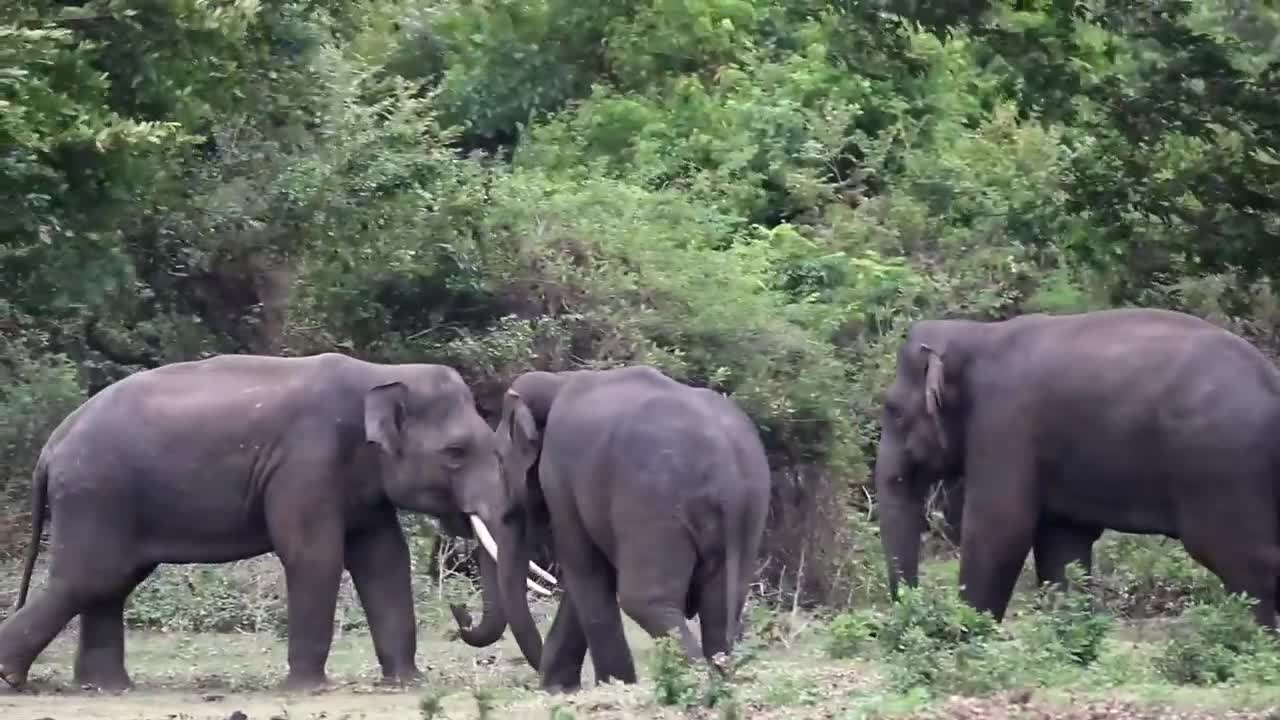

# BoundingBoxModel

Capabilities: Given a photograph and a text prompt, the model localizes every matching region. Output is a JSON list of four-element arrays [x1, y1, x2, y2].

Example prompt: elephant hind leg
[[74, 564, 156, 692], [615, 542, 701, 662], [539, 592, 589, 693], [1176, 494, 1278, 627]]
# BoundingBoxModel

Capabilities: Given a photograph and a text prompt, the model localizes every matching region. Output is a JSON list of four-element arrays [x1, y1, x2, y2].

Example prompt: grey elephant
[[0, 352, 554, 691], [875, 307, 1280, 625], [456, 366, 771, 691]]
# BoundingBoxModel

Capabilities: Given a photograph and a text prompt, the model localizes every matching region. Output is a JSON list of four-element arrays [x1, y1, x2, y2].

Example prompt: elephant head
[[446, 371, 577, 668], [363, 366, 554, 668], [873, 321, 972, 599]]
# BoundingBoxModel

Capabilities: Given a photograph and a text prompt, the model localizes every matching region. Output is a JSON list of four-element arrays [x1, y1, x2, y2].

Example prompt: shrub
[[1154, 593, 1280, 686]]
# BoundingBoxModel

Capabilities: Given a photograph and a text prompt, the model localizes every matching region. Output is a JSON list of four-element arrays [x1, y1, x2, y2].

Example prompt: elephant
[[0, 352, 554, 692], [462, 366, 771, 691], [874, 307, 1280, 625]]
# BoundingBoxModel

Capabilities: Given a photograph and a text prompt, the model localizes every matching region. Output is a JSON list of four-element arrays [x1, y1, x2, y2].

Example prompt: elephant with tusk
[[455, 365, 772, 692], [0, 352, 550, 693]]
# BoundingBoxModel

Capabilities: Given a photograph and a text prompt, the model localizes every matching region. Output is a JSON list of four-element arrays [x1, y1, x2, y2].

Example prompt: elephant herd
[[2, 307, 1280, 695]]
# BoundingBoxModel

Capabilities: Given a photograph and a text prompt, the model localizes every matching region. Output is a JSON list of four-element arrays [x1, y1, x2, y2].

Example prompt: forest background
[[3, 0, 1279, 615]]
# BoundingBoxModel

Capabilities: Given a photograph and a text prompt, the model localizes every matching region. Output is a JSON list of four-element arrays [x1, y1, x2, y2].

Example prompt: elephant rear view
[[491, 366, 771, 692]]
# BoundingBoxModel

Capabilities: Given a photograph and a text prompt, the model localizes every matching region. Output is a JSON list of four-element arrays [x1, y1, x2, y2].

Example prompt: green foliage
[[4, 0, 1280, 614], [650, 634, 701, 707], [1017, 564, 1114, 667], [1095, 535, 1227, 617], [1154, 594, 1280, 686]]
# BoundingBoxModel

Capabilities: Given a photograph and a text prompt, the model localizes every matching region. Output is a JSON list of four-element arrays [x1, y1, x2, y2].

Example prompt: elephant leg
[[539, 592, 589, 693], [615, 540, 700, 663], [545, 509, 633, 685], [0, 504, 143, 689], [957, 436, 1037, 622], [692, 560, 733, 662], [73, 564, 156, 692], [266, 485, 344, 691], [1175, 489, 1278, 627], [345, 513, 420, 685], [1033, 522, 1100, 589]]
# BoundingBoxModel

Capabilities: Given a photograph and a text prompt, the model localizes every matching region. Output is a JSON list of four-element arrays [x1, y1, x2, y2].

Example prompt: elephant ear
[[919, 343, 948, 449], [501, 389, 540, 457], [365, 381, 408, 456]]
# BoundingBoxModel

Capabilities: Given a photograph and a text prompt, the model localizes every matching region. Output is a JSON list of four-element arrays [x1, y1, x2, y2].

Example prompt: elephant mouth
[[468, 514, 558, 596]]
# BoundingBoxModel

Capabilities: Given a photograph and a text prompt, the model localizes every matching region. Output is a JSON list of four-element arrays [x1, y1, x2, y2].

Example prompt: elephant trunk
[[496, 512, 544, 669], [450, 545, 507, 647], [875, 435, 925, 600]]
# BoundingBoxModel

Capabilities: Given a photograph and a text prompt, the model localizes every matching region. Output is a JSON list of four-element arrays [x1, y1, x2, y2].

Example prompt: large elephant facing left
[[0, 352, 551, 692]]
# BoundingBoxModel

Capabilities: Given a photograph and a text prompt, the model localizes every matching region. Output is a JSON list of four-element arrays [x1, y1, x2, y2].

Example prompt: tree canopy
[[3, 0, 1278, 601]]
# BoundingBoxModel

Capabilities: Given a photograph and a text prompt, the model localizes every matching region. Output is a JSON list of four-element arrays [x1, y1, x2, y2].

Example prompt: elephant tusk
[[468, 515, 555, 596], [529, 561, 559, 586]]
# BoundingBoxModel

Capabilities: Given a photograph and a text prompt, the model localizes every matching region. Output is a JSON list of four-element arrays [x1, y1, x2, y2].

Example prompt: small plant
[[473, 685, 496, 719], [418, 690, 444, 720], [549, 706, 577, 720], [1022, 563, 1113, 666], [1155, 593, 1277, 685], [649, 634, 699, 707], [763, 675, 821, 706], [825, 609, 877, 659]]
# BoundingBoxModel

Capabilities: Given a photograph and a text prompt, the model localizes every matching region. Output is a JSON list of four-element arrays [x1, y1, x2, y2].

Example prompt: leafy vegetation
[[4, 0, 1280, 714]]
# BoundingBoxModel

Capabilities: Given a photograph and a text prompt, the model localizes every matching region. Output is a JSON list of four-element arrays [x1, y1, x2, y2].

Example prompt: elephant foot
[[0, 662, 28, 690], [74, 670, 133, 694], [280, 670, 329, 693], [540, 680, 582, 695], [375, 667, 424, 688]]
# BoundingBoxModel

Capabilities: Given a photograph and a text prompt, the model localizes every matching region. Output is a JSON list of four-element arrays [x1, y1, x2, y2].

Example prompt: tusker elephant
[[463, 366, 771, 692], [0, 352, 554, 692], [874, 307, 1280, 625]]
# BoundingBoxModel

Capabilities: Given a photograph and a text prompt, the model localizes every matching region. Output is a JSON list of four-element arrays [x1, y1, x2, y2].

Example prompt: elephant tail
[[722, 521, 742, 650], [15, 456, 50, 609]]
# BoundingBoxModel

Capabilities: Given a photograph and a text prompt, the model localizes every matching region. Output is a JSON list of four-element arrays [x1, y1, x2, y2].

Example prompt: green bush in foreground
[[826, 574, 1115, 697], [1155, 593, 1280, 686]]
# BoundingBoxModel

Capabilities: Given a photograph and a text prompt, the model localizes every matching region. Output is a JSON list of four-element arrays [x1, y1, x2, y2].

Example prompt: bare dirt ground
[[1, 615, 1277, 720]]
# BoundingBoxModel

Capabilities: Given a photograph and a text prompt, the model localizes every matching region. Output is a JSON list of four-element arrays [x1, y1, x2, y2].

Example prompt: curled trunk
[[449, 547, 507, 646]]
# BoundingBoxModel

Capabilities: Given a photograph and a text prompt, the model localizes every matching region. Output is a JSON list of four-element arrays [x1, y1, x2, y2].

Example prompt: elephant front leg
[[267, 488, 344, 691], [345, 514, 421, 685], [957, 435, 1037, 621], [74, 564, 156, 692]]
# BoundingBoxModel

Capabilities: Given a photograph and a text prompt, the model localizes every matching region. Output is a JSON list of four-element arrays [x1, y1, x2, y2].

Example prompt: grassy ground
[[1, 547, 1278, 719], [1, 607, 1278, 719]]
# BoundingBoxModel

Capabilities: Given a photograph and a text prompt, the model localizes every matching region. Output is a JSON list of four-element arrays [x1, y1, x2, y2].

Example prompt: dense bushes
[[3, 0, 1278, 607]]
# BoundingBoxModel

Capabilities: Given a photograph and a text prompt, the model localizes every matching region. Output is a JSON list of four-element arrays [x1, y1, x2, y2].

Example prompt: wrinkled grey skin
[[875, 307, 1280, 625], [472, 366, 771, 692], [0, 353, 540, 692]]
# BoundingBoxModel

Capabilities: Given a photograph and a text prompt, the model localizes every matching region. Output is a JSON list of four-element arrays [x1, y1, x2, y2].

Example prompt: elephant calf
[[474, 366, 771, 691], [0, 352, 553, 692]]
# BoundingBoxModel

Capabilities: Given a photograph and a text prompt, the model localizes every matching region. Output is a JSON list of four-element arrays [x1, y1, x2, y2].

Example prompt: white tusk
[[529, 561, 558, 586], [469, 515, 555, 596], [469, 515, 500, 562]]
